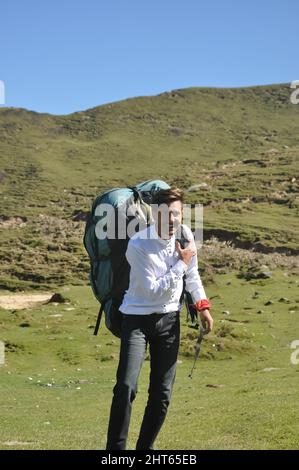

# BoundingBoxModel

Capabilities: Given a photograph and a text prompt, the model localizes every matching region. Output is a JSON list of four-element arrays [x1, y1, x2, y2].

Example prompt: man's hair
[[151, 187, 184, 207]]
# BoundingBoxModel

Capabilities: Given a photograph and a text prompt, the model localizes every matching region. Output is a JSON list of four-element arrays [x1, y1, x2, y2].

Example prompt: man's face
[[155, 200, 183, 239]]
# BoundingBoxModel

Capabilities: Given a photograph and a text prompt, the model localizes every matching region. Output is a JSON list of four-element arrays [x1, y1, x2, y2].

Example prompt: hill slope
[[0, 83, 298, 290]]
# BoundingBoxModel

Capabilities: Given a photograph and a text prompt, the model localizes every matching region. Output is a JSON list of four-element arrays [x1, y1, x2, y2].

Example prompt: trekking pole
[[188, 324, 207, 379]]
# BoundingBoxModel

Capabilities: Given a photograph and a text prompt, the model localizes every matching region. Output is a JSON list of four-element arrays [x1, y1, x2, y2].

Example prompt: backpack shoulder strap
[[176, 224, 190, 248]]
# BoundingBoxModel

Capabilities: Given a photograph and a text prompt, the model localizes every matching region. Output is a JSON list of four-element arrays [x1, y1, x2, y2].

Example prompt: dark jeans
[[106, 310, 180, 450]]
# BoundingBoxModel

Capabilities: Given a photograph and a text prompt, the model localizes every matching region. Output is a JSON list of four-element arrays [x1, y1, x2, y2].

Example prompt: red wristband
[[192, 299, 212, 311]]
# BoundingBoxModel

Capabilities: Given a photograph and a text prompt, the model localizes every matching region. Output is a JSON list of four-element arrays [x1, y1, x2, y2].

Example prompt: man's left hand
[[199, 309, 214, 333]]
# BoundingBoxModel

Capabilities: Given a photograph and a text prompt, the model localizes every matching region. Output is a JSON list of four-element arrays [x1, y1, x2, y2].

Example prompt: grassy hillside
[[0, 270, 298, 450], [0, 83, 298, 290], [0, 84, 298, 450]]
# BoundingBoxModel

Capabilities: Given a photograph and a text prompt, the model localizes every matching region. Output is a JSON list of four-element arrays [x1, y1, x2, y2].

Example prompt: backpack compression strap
[[94, 296, 111, 336]]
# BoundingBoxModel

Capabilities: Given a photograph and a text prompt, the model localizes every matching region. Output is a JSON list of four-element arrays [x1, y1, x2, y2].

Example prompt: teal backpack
[[83, 179, 171, 337]]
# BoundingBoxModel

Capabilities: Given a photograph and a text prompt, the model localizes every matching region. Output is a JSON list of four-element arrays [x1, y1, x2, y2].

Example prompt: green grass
[[1, 270, 298, 450], [1, 83, 298, 449]]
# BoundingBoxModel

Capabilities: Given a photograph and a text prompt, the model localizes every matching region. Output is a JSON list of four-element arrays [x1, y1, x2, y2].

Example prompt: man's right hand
[[175, 240, 196, 266]]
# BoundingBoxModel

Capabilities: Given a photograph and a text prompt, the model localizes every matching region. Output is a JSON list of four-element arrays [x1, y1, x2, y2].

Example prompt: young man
[[106, 187, 213, 450]]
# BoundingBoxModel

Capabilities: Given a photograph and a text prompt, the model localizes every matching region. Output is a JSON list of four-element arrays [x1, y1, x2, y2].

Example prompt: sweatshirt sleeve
[[182, 227, 207, 303]]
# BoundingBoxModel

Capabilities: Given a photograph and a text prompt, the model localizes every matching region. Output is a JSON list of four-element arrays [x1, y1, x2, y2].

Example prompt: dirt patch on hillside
[[0, 215, 27, 228], [0, 293, 54, 310]]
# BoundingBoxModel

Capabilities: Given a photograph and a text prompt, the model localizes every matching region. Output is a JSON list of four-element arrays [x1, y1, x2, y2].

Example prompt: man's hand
[[175, 240, 196, 266], [199, 309, 214, 334]]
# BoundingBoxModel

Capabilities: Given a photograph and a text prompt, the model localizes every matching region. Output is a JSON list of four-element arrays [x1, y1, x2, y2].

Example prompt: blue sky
[[1, 0, 298, 115]]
